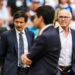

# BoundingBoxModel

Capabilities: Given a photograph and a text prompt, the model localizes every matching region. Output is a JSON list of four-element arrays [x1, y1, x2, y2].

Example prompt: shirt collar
[[59, 25, 71, 33], [15, 28, 25, 35], [39, 24, 53, 35]]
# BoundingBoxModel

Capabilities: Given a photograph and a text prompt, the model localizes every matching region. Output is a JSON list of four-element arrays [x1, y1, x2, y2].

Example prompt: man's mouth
[[17, 27, 22, 28]]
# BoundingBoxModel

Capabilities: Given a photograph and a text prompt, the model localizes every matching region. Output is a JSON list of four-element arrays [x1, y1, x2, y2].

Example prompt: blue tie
[[18, 32, 24, 67]]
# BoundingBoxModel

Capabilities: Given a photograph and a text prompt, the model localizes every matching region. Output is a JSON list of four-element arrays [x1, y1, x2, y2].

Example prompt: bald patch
[[58, 9, 72, 18]]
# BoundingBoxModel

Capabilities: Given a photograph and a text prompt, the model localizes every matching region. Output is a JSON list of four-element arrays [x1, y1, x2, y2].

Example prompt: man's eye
[[16, 21, 19, 23]]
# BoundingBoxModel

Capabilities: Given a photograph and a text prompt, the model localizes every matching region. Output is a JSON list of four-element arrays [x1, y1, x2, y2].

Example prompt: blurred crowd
[[0, 0, 75, 75], [0, 0, 75, 37]]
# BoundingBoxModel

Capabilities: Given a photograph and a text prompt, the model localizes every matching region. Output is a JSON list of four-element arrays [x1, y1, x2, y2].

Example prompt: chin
[[62, 26, 67, 28], [17, 29, 23, 32], [61, 24, 66, 27]]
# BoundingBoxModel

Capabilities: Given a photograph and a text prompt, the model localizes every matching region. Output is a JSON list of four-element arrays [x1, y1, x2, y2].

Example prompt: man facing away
[[21, 5, 61, 75]]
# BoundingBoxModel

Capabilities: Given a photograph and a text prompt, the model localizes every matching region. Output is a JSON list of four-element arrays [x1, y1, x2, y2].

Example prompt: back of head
[[35, 5, 55, 25]]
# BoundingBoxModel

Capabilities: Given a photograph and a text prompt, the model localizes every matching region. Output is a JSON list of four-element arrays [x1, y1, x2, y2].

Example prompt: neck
[[62, 26, 69, 36], [39, 22, 46, 30]]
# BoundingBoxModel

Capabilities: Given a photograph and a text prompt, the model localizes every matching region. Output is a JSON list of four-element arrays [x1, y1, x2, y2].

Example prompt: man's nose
[[18, 22, 21, 26], [62, 17, 65, 20]]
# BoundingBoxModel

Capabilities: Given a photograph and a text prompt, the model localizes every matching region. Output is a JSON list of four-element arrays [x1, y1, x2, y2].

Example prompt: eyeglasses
[[59, 16, 71, 19]]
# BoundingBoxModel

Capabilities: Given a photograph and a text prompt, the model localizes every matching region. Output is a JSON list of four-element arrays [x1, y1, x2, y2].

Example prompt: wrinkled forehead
[[58, 9, 72, 17]]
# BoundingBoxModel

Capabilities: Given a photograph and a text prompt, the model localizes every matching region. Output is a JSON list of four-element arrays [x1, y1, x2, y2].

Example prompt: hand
[[67, 69, 71, 72], [21, 52, 32, 65], [58, 67, 63, 71], [0, 19, 5, 26]]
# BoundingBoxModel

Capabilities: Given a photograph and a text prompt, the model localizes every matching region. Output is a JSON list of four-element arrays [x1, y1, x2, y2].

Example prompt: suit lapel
[[56, 27, 59, 34], [11, 28, 18, 55], [71, 29, 75, 63], [11, 28, 31, 54]]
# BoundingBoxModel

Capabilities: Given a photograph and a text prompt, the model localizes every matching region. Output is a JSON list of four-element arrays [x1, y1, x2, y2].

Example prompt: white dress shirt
[[15, 29, 29, 67], [58, 26, 72, 66]]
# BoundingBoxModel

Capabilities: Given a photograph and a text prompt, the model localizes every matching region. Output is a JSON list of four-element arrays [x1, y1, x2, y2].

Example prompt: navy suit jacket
[[0, 28, 34, 75], [56, 27, 75, 75], [27, 26, 61, 75], [71, 29, 75, 75]]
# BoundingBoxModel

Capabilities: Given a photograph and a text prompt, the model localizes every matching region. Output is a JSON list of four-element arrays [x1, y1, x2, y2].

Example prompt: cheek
[[65, 19, 71, 24], [22, 24, 25, 28], [14, 23, 17, 27], [33, 20, 39, 28], [33, 19, 38, 25], [58, 19, 62, 24], [14, 22, 16, 26]]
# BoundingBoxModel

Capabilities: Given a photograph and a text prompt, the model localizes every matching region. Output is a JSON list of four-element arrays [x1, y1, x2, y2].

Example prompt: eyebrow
[[58, 16, 71, 18]]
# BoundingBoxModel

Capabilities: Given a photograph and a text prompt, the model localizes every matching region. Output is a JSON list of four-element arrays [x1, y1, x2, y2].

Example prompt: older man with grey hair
[[57, 9, 75, 75]]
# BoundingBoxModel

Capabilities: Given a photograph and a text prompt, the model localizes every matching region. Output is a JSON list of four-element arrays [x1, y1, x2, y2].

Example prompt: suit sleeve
[[31, 32, 34, 46], [0, 33, 7, 66], [27, 35, 47, 62]]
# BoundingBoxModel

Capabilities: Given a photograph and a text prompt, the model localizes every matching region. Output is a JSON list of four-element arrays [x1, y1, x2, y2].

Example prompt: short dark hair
[[21, 8, 30, 13], [35, 5, 55, 25], [13, 10, 28, 22]]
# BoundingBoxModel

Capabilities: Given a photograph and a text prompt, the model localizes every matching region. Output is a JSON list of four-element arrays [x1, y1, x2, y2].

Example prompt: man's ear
[[39, 16, 43, 21]]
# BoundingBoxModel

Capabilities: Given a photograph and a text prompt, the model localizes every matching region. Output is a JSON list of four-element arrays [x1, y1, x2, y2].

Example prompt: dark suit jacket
[[0, 28, 34, 75], [70, 29, 75, 75], [56, 27, 75, 75], [27, 26, 61, 75], [0, 27, 7, 37]]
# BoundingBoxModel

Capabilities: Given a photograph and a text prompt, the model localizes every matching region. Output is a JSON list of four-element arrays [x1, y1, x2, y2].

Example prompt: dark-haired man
[[0, 11, 34, 75], [21, 5, 61, 75]]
